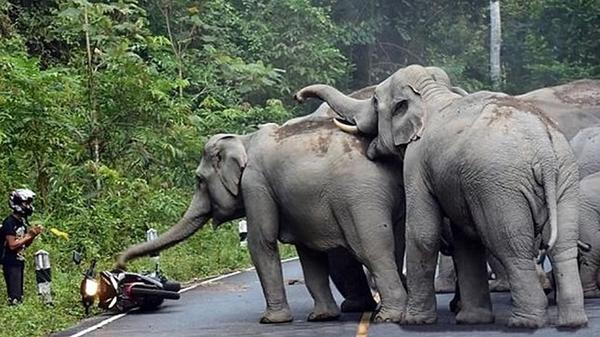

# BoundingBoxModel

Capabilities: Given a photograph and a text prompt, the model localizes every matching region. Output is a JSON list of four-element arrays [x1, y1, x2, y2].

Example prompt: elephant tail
[[534, 158, 559, 252]]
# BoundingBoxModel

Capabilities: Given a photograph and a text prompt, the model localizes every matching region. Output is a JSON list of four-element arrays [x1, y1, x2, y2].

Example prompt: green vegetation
[[0, 1, 598, 336]]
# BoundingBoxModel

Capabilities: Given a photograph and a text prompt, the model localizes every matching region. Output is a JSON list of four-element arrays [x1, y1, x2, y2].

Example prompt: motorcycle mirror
[[72, 251, 82, 265]]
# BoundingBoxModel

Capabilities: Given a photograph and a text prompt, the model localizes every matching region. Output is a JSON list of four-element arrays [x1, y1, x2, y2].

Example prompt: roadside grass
[[0, 223, 297, 337]]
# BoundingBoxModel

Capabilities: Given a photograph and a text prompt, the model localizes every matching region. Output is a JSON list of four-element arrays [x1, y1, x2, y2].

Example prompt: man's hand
[[29, 225, 44, 236]]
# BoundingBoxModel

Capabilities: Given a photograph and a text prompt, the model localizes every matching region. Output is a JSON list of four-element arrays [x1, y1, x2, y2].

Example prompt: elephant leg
[[550, 248, 587, 326], [351, 211, 406, 323], [449, 277, 461, 314], [595, 268, 600, 297], [579, 202, 600, 298], [244, 184, 292, 324], [393, 217, 407, 288], [579, 253, 600, 297], [402, 187, 443, 325], [549, 187, 587, 327], [500, 257, 547, 328], [481, 201, 546, 328], [296, 245, 340, 321], [487, 252, 510, 292], [435, 253, 456, 293], [452, 231, 494, 324], [327, 248, 377, 313]]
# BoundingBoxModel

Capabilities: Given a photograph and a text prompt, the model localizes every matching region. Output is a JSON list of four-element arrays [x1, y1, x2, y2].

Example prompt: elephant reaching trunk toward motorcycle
[[296, 64, 587, 328], [117, 118, 407, 323]]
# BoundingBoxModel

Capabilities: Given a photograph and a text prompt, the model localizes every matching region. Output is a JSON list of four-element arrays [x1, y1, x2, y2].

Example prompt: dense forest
[[0, 1, 598, 336]]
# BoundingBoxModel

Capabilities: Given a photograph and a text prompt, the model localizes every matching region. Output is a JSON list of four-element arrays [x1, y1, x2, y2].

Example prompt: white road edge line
[[67, 313, 127, 337], [67, 256, 300, 337]]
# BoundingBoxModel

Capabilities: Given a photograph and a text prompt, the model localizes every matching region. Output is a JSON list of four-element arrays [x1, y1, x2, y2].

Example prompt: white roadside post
[[146, 228, 159, 276], [34, 250, 53, 304], [238, 220, 248, 247]]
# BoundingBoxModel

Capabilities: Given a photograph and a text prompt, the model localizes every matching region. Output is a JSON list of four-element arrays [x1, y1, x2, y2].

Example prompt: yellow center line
[[355, 292, 381, 337], [355, 311, 372, 337]]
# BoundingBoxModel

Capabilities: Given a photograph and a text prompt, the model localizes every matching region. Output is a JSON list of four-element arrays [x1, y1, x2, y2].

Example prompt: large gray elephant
[[116, 118, 407, 323], [438, 82, 600, 293], [295, 64, 587, 328]]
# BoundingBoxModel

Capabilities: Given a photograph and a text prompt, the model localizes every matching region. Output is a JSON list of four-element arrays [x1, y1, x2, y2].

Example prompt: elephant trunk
[[294, 84, 375, 134], [116, 191, 211, 269]]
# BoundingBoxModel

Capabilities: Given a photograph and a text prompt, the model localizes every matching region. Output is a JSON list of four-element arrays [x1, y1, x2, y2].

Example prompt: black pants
[[2, 264, 24, 304]]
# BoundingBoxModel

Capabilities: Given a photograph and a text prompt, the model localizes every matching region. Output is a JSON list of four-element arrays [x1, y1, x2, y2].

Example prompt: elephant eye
[[393, 100, 408, 115]]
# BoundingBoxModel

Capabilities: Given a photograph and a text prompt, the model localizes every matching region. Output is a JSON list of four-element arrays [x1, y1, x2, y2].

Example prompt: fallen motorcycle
[[73, 251, 181, 314]]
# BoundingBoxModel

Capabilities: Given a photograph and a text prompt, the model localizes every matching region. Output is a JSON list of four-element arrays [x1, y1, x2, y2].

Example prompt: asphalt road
[[54, 259, 600, 337]]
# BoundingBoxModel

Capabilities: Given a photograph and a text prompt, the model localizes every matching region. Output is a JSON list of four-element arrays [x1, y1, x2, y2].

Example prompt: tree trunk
[[83, 5, 101, 190], [490, 0, 501, 89]]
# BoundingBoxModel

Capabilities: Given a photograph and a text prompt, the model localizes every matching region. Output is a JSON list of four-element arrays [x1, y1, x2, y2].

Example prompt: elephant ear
[[211, 135, 248, 196], [391, 85, 427, 146]]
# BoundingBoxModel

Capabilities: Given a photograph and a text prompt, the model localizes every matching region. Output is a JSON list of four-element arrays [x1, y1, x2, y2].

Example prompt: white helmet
[[9, 188, 36, 217]]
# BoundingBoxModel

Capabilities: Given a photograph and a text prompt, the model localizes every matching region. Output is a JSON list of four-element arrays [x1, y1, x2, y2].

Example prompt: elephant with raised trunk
[[296, 64, 587, 328], [116, 118, 407, 323]]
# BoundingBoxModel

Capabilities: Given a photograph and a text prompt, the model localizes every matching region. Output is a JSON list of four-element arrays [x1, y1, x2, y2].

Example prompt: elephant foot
[[434, 278, 456, 293], [372, 306, 403, 323], [341, 297, 378, 313], [307, 310, 340, 322], [557, 306, 588, 328], [506, 312, 545, 329], [307, 303, 340, 322], [455, 307, 494, 324], [400, 311, 436, 325], [489, 279, 510, 292], [260, 308, 293, 324]]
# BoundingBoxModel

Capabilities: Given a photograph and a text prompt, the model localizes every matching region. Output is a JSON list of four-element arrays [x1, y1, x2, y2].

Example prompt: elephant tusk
[[333, 118, 359, 134], [578, 240, 592, 253]]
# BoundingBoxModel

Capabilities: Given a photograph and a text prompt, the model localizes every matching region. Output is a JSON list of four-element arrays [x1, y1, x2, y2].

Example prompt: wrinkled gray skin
[[116, 119, 407, 323], [571, 126, 600, 178], [578, 172, 600, 298], [296, 64, 586, 328]]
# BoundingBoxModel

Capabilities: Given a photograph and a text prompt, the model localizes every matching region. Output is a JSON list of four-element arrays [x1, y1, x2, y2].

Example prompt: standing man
[[0, 189, 43, 305]]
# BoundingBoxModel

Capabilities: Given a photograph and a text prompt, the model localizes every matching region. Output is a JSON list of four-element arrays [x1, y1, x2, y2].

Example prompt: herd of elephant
[[115, 64, 600, 329]]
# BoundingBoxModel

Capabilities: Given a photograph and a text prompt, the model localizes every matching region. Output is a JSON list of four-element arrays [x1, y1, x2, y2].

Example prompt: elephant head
[[295, 65, 459, 159], [116, 134, 248, 268]]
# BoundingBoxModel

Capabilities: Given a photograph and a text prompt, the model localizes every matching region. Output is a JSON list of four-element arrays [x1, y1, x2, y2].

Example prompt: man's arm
[[5, 226, 43, 250]]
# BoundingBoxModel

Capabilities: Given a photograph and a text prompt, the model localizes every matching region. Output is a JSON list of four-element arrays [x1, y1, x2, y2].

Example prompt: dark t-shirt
[[0, 214, 27, 266]]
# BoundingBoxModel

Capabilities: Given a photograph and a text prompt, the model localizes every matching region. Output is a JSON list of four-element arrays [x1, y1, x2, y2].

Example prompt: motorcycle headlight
[[84, 279, 99, 297]]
